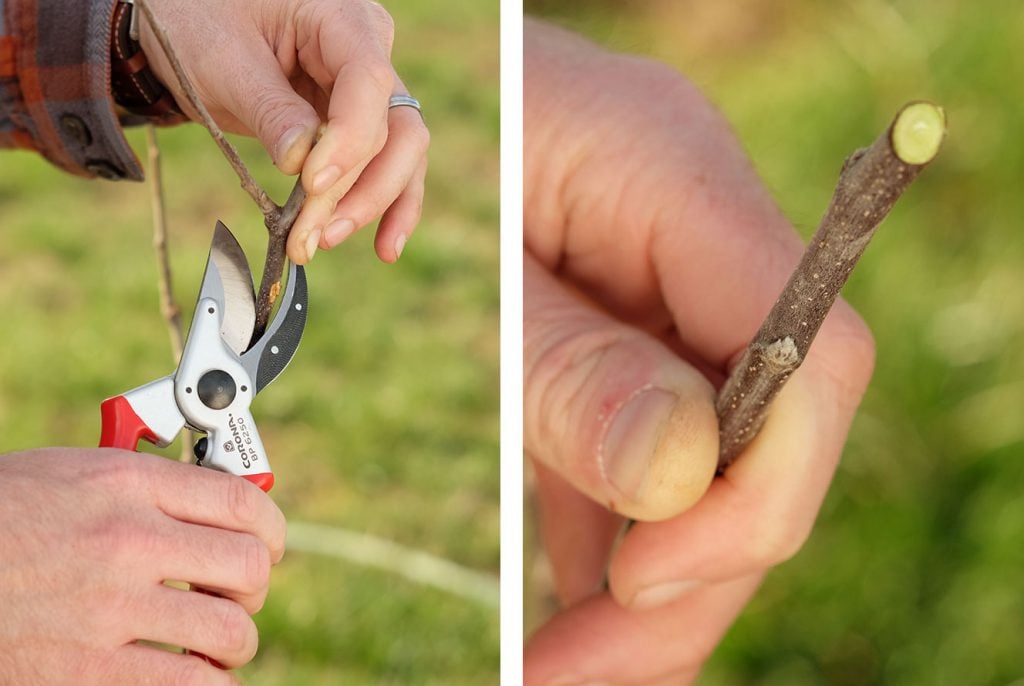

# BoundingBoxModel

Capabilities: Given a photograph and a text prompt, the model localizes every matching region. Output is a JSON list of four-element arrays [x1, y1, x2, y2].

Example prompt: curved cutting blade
[[240, 262, 307, 394], [199, 221, 256, 355]]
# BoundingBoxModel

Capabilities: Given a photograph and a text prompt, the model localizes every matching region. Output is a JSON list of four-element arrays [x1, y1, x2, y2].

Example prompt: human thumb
[[137, 9, 322, 176], [525, 253, 719, 522], [220, 49, 321, 175]]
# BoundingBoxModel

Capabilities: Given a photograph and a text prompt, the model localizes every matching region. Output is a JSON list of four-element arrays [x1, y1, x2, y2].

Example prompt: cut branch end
[[891, 101, 946, 165]]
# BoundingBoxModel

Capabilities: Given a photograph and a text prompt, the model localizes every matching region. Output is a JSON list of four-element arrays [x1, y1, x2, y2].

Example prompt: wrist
[[109, 0, 184, 122]]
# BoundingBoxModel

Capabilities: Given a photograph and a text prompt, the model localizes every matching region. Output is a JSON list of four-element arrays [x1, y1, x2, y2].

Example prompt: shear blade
[[201, 221, 257, 355], [241, 261, 307, 394]]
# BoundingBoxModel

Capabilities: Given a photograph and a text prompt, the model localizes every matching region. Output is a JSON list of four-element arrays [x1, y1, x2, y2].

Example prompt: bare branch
[[253, 179, 307, 343], [144, 125, 194, 463], [145, 126, 183, 360], [716, 101, 946, 470]]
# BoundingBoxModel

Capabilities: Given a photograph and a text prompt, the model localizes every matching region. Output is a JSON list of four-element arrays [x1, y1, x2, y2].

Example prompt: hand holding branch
[[136, 0, 429, 338], [523, 20, 940, 685]]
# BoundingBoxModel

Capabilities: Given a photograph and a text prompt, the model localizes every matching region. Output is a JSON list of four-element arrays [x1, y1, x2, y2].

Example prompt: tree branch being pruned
[[716, 101, 946, 471], [253, 178, 307, 343], [135, 0, 307, 343]]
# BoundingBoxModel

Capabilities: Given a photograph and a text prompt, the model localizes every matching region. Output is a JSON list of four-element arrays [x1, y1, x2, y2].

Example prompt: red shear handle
[[243, 473, 275, 492], [99, 396, 159, 451]]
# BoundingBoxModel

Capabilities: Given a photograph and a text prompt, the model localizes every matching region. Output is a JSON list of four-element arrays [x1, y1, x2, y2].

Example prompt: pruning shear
[[99, 221, 307, 492]]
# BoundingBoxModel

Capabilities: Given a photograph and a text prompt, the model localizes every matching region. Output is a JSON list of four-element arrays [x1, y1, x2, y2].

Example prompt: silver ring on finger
[[388, 94, 422, 116]]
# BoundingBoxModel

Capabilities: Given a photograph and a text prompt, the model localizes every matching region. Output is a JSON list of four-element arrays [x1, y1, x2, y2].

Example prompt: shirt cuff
[[16, 0, 144, 180]]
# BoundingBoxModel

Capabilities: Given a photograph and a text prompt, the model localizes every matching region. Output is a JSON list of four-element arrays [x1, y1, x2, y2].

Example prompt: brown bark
[[716, 101, 945, 470], [144, 125, 194, 462]]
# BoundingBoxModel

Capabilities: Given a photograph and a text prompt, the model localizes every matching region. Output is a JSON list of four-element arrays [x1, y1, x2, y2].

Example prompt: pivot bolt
[[196, 369, 236, 410]]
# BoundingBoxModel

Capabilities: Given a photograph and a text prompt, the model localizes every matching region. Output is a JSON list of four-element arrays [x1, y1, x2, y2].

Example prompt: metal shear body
[[99, 221, 307, 492]]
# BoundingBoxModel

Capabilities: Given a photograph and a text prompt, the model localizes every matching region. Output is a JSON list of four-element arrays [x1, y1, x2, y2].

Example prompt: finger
[[97, 644, 241, 685], [287, 160, 369, 264], [524, 252, 719, 521], [137, 585, 258, 669], [158, 522, 271, 614], [299, 17, 396, 196], [608, 326, 874, 609], [138, 459, 287, 564], [524, 575, 762, 686], [216, 44, 321, 174], [286, 5, 398, 262], [290, 85, 421, 264], [301, 58, 392, 193], [318, 106, 429, 253], [532, 457, 623, 607], [371, 157, 427, 263]]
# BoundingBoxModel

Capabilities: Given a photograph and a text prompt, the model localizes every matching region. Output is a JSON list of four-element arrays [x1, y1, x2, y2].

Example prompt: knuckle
[[87, 451, 145, 490], [98, 581, 141, 630], [367, 2, 395, 49], [248, 586, 270, 615], [360, 58, 396, 98], [349, 187, 396, 227], [525, 317, 633, 450], [90, 517, 157, 562], [216, 603, 258, 663], [406, 189, 425, 220], [331, 122, 386, 175], [268, 507, 287, 563], [405, 119, 431, 156], [345, 133, 387, 176], [241, 536, 272, 595], [251, 91, 298, 142], [79, 649, 121, 684], [367, 114, 389, 157], [227, 477, 259, 528]]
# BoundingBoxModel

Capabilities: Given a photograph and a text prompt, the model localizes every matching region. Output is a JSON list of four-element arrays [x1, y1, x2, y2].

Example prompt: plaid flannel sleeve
[[0, 0, 144, 180]]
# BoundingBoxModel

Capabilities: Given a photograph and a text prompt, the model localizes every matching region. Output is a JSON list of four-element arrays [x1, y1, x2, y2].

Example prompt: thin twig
[[254, 180, 306, 342], [145, 125, 194, 463], [145, 126, 183, 360], [716, 101, 946, 470]]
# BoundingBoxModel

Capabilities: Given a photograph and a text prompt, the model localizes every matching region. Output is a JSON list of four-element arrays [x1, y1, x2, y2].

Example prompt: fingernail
[[304, 229, 321, 263], [601, 388, 678, 500], [394, 233, 407, 259], [323, 219, 356, 247], [275, 125, 313, 171], [312, 165, 340, 194], [629, 579, 700, 610]]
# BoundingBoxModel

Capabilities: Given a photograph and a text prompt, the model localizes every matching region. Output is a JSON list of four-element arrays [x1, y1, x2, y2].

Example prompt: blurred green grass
[[0, 0, 498, 683], [526, 1, 1024, 684]]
